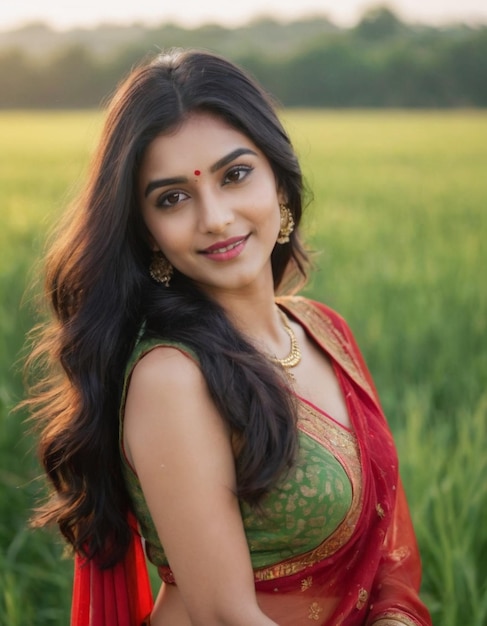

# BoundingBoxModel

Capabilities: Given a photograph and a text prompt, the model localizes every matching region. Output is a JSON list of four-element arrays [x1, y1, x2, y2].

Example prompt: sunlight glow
[[1, 0, 486, 31]]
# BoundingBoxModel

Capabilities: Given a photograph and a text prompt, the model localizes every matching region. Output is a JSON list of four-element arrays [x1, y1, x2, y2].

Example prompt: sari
[[243, 297, 432, 625], [71, 296, 431, 626]]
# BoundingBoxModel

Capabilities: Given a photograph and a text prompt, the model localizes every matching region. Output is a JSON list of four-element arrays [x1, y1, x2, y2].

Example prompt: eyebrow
[[209, 147, 258, 173], [144, 147, 258, 198], [144, 176, 187, 198]]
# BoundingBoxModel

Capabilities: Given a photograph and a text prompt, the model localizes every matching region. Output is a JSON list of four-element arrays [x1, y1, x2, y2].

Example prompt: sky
[[2, 0, 487, 31]]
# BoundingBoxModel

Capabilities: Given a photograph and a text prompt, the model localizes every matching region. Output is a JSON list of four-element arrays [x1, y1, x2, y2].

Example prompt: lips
[[200, 235, 249, 255], [198, 234, 250, 262]]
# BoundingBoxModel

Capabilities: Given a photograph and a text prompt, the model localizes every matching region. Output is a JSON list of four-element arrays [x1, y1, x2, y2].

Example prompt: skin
[[124, 112, 353, 625], [139, 113, 283, 303]]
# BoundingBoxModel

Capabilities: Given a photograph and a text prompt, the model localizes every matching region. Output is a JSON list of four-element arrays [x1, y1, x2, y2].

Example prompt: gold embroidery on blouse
[[301, 576, 313, 591], [376, 503, 385, 519], [308, 601, 323, 621], [356, 587, 368, 609], [253, 403, 362, 582], [276, 297, 375, 400]]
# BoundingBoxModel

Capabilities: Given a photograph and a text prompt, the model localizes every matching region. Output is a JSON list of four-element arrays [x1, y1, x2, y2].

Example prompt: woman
[[27, 50, 432, 625]]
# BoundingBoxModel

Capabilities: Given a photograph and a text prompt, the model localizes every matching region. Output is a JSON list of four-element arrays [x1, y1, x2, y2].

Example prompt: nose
[[197, 195, 235, 234]]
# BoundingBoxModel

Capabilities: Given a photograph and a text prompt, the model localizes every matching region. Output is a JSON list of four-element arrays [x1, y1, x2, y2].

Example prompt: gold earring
[[149, 251, 173, 287], [277, 203, 295, 244]]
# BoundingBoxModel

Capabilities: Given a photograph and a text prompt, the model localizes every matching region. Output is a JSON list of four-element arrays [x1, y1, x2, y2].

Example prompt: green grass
[[1, 110, 486, 625], [0, 111, 99, 626]]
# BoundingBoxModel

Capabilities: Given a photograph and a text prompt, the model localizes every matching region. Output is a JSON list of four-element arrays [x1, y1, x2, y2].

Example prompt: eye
[[223, 165, 253, 185], [156, 190, 189, 208]]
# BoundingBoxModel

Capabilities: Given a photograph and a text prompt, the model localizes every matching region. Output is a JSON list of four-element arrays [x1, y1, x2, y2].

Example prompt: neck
[[201, 266, 275, 329], [196, 267, 293, 360], [222, 295, 293, 364], [218, 291, 279, 335]]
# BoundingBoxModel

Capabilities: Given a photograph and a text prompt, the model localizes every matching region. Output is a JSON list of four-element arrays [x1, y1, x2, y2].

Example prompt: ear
[[277, 187, 288, 206]]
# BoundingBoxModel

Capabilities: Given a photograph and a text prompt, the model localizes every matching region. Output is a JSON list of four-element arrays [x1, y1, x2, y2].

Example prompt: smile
[[199, 235, 250, 261]]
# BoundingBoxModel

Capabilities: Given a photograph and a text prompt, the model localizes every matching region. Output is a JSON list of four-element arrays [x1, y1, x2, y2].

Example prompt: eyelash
[[223, 164, 253, 185], [155, 164, 254, 208], [155, 191, 188, 208]]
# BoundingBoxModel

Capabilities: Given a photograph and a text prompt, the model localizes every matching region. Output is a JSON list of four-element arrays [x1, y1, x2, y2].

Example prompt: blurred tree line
[[1, 6, 486, 108]]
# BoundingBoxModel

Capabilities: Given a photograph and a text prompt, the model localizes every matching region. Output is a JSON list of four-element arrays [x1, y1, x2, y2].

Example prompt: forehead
[[141, 112, 260, 175]]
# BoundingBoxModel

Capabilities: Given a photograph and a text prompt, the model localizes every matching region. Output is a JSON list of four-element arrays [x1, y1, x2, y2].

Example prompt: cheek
[[249, 182, 280, 221], [251, 196, 280, 231], [146, 217, 192, 258], [261, 198, 281, 233]]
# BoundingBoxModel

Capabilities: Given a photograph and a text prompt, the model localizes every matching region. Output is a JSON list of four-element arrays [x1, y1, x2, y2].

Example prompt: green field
[[1, 110, 486, 625]]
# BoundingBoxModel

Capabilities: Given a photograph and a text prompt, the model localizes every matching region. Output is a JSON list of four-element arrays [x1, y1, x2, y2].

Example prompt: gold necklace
[[269, 309, 301, 370]]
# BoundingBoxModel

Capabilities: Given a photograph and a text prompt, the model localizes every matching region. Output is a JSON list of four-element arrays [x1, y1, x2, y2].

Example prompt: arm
[[124, 347, 277, 626]]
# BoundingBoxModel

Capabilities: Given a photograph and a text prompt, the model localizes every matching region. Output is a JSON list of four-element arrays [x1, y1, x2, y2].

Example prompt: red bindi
[[194, 169, 201, 176]]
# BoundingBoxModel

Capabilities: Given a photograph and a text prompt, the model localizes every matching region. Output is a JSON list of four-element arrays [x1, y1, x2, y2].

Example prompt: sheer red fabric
[[250, 298, 431, 625]]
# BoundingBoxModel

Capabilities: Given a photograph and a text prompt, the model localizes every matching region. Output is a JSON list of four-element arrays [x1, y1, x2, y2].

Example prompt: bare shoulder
[[123, 344, 230, 468], [123, 347, 272, 624], [128, 345, 203, 395], [124, 344, 215, 433]]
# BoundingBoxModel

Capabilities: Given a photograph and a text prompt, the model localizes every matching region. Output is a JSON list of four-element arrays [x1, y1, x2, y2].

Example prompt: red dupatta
[[71, 512, 153, 626], [250, 297, 431, 626]]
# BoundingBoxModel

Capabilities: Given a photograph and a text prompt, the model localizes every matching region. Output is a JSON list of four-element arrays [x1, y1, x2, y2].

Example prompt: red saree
[[249, 297, 431, 625], [71, 296, 431, 626]]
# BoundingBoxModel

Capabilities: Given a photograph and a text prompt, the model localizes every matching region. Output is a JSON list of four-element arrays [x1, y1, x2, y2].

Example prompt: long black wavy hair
[[26, 49, 310, 566]]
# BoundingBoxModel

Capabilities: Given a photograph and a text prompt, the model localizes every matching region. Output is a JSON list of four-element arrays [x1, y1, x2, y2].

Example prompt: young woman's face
[[138, 112, 284, 299]]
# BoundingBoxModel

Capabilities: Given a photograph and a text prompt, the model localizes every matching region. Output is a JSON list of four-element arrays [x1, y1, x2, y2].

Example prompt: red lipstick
[[199, 235, 250, 261]]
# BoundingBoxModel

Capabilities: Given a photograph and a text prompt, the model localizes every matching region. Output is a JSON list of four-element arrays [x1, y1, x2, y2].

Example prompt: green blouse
[[119, 338, 360, 578]]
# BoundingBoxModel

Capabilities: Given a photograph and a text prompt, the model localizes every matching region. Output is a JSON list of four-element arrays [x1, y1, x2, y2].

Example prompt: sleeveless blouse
[[119, 331, 362, 582]]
